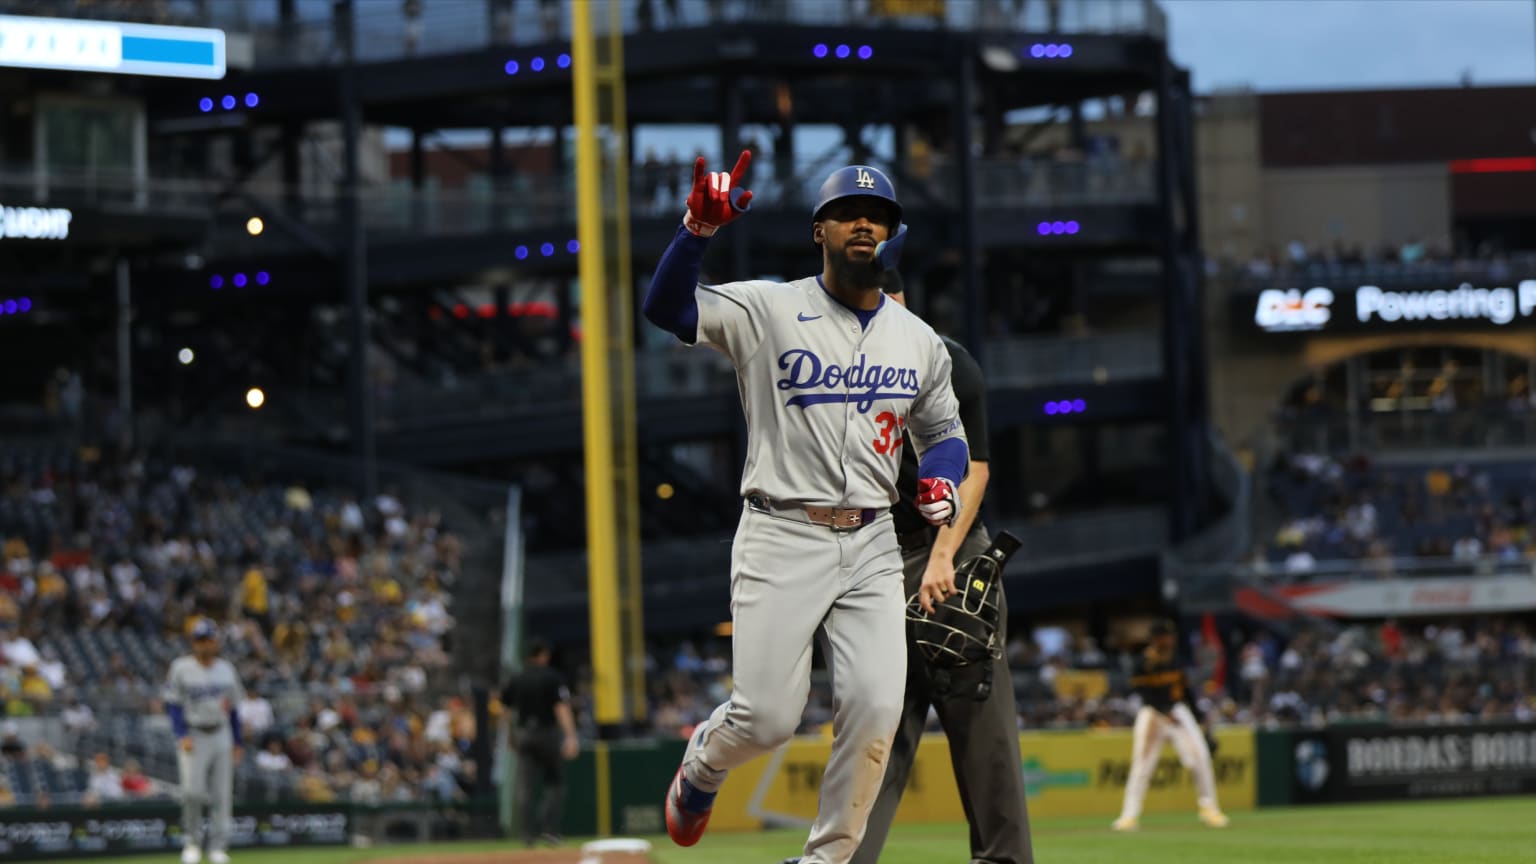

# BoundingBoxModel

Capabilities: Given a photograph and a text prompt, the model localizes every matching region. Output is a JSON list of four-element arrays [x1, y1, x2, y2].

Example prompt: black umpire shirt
[[501, 665, 569, 729], [892, 335, 989, 537]]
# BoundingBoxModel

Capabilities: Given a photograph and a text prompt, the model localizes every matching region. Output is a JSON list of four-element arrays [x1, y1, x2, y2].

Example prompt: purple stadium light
[[198, 97, 214, 112], [1060, 44, 1073, 57], [566, 239, 580, 254], [1065, 220, 1080, 234], [1043, 402, 1058, 415], [1044, 44, 1060, 58], [221, 95, 236, 110], [835, 44, 850, 59], [244, 93, 259, 108], [255, 271, 270, 286], [557, 54, 571, 68], [1036, 221, 1052, 236], [2, 300, 14, 315], [233, 273, 248, 288], [505, 59, 519, 74], [540, 242, 555, 257], [857, 45, 872, 60], [1071, 399, 1086, 412], [530, 56, 545, 72], [1051, 220, 1066, 234], [210, 275, 224, 289], [17, 298, 31, 312], [812, 43, 828, 58], [515, 245, 529, 259], [1029, 44, 1046, 58]]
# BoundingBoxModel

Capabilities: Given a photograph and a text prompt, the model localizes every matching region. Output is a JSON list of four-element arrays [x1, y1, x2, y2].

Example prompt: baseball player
[[164, 618, 246, 864], [642, 153, 968, 864], [1112, 620, 1229, 831], [843, 271, 1033, 864]]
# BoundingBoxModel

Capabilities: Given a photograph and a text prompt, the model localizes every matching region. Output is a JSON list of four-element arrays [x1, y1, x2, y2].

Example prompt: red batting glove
[[683, 150, 753, 238], [916, 477, 959, 527]]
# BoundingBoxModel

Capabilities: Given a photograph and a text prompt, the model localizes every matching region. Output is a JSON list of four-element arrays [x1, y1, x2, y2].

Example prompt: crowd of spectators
[[0, 444, 479, 804], [634, 615, 1536, 742], [1252, 451, 1536, 577]]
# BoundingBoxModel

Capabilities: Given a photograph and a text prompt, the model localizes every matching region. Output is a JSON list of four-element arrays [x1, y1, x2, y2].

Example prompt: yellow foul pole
[[572, 0, 641, 729]]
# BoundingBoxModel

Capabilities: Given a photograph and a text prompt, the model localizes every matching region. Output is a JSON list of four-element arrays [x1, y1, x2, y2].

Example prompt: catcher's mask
[[907, 531, 1021, 702]]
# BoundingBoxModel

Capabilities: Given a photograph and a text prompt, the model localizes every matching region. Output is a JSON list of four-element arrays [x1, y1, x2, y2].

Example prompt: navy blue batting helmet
[[811, 165, 902, 229]]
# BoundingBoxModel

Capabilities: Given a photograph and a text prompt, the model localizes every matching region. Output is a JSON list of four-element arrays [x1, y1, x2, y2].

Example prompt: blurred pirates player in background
[[1112, 620, 1228, 831], [164, 618, 245, 864]]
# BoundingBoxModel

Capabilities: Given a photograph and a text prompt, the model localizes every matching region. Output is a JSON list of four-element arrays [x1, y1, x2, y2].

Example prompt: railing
[[371, 331, 1160, 428], [927, 156, 1158, 208], [1229, 253, 1536, 292], [0, 167, 212, 217], [179, 0, 1167, 70], [1274, 407, 1536, 454], [524, 504, 1168, 608], [983, 330, 1161, 387]]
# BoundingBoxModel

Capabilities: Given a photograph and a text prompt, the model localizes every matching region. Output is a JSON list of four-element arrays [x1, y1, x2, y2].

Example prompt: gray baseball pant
[[683, 504, 907, 864], [178, 727, 234, 852]]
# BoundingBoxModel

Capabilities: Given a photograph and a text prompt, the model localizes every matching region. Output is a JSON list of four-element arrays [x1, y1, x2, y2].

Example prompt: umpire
[[852, 272, 1034, 864], [500, 638, 580, 847]]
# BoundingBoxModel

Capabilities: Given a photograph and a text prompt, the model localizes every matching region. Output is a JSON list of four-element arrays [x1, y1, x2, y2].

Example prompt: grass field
[[59, 798, 1536, 864]]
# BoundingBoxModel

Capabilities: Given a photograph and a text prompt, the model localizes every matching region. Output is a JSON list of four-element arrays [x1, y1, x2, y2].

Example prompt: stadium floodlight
[[835, 44, 850, 59], [245, 216, 264, 236], [209, 275, 224, 289], [244, 92, 258, 108], [2, 300, 14, 315], [566, 239, 580, 254], [812, 43, 828, 58], [178, 348, 195, 365], [255, 271, 270, 286], [540, 242, 555, 257], [17, 298, 30, 312], [198, 97, 213, 112], [857, 45, 873, 60], [530, 56, 545, 71], [515, 245, 529, 259], [504, 59, 519, 74], [232, 273, 247, 287], [245, 387, 265, 409], [220, 94, 235, 110], [557, 53, 571, 69]]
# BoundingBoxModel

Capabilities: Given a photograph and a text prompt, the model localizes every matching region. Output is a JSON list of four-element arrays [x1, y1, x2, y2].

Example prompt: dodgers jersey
[[690, 275, 966, 509], [164, 656, 245, 730]]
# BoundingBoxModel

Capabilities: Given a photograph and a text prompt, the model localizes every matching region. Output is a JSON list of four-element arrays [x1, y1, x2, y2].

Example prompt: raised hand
[[684, 149, 753, 238]]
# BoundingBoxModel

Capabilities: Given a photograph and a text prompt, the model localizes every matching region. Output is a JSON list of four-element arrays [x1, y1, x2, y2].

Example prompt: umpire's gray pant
[[851, 525, 1035, 864], [177, 727, 234, 852]]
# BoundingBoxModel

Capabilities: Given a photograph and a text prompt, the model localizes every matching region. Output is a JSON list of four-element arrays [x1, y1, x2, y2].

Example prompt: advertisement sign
[[1290, 722, 1536, 804], [1248, 279, 1536, 334], [0, 804, 348, 860], [1264, 575, 1536, 618], [707, 727, 1255, 830], [0, 15, 225, 79]]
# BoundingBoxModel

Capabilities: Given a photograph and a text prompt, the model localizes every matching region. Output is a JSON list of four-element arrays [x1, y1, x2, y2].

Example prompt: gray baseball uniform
[[678, 274, 966, 864], [164, 655, 244, 854]]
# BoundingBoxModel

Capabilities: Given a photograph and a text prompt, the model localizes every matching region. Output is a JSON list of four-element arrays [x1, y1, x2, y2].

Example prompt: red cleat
[[664, 766, 716, 847]]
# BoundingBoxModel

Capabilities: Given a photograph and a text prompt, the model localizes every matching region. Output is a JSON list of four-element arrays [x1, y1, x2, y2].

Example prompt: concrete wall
[[1260, 164, 1451, 256]]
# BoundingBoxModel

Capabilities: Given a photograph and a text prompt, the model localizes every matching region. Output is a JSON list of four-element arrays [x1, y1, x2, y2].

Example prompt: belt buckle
[[830, 508, 863, 531]]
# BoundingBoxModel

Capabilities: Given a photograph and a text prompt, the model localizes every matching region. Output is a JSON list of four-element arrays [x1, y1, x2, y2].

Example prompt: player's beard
[[828, 243, 881, 292]]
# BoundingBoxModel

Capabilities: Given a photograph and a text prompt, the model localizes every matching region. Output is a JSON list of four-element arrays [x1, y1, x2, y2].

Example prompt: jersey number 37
[[872, 411, 906, 456]]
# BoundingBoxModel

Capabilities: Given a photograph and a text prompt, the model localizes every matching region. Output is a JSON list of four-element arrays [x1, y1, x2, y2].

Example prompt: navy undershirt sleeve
[[641, 225, 710, 343], [918, 436, 968, 487]]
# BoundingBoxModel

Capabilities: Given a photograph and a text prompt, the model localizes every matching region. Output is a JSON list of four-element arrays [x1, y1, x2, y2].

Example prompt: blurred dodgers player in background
[[165, 618, 246, 864], [642, 151, 969, 864]]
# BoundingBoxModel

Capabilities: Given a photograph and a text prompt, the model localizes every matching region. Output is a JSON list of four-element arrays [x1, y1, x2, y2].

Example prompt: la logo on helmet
[[855, 168, 876, 189]]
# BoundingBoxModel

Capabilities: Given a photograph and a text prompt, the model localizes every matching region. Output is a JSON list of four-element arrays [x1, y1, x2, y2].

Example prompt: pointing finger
[[692, 156, 706, 189], [729, 149, 752, 185]]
